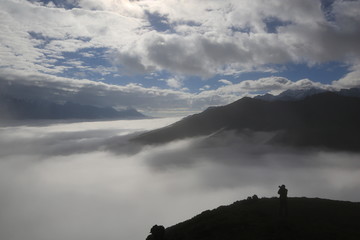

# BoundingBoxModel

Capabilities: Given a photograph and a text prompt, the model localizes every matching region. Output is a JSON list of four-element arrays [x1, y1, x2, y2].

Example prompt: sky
[[1, 0, 360, 116], [1, 118, 360, 240]]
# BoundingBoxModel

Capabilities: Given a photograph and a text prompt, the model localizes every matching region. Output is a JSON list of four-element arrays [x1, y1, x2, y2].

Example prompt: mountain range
[[0, 95, 147, 120], [134, 88, 360, 151]]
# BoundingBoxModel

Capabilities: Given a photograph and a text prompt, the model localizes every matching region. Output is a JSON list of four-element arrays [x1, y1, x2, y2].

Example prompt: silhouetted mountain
[[338, 87, 360, 98], [255, 88, 328, 101], [0, 95, 147, 120], [134, 92, 360, 151], [165, 197, 360, 240]]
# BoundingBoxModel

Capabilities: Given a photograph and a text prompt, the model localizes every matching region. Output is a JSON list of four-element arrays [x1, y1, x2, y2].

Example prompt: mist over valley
[[0, 109, 359, 239]]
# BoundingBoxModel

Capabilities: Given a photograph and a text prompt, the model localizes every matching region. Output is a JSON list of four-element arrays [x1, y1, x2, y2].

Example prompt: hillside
[[165, 197, 360, 240], [134, 92, 360, 151]]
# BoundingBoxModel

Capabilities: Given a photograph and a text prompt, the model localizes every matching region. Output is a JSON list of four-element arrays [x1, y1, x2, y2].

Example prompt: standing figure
[[278, 184, 288, 217]]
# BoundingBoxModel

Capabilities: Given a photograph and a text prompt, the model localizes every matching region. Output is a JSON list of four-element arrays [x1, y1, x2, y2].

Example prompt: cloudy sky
[[1, 0, 360, 116]]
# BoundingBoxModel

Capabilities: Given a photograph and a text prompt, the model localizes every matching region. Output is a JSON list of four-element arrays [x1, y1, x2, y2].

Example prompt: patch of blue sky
[[146, 11, 203, 34], [229, 26, 252, 34], [110, 60, 350, 94], [186, 62, 349, 93], [28, 31, 55, 48], [321, 0, 336, 22], [111, 73, 169, 89], [277, 62, 348, 84], [145, 11, 173, 33], [27, 0, 78, 9], [264, 17, 292, 34], [56, 47, 113, 79], [35, 38, 349, 92]]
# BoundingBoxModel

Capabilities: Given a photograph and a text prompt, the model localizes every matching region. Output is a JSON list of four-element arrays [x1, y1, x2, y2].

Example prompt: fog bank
[[0, 118, 359, 240]]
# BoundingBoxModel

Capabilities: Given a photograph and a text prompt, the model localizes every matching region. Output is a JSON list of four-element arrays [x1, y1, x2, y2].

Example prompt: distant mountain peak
[[255, 87, 360, 102], [255, 87, 328, 101]]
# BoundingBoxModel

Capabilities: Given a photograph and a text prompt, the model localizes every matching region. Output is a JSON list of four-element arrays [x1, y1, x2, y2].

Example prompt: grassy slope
[[165, 197, 360, 240]]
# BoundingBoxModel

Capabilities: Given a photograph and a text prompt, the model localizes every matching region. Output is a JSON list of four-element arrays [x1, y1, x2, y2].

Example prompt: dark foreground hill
[[134, 92, 360, 151], [165, 197, 360, 240]]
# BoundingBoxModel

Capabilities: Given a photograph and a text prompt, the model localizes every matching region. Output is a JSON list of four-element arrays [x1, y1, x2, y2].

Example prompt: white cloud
[[218, 79, 233, 85], [235, 77, 333, 94], [195, 76, 334, 102], [199, 85, 211, 91], [108, 0, 360, 76], [166, 77, 183, 89], [0, 0, 145, 74], [332, 62, 360, 88]]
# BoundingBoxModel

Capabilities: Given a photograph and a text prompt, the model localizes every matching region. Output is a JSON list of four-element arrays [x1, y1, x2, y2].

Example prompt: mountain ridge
[[254, 87, 360, 101], [134, 91, 360, 151]]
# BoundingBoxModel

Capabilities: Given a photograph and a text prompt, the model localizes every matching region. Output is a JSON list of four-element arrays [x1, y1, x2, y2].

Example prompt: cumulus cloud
[[107, 0, 360, 76], [2, 0, 360, 78], [0, 0, 144, 74], [1, 118, 360, 240]]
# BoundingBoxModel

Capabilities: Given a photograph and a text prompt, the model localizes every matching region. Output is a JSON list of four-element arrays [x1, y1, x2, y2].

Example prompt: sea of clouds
[[0, 118, 359, 240]]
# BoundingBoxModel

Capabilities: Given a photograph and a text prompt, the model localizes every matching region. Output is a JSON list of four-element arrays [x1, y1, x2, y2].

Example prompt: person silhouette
[[278, 184, 288, 217], [146, 225, 166, 240]]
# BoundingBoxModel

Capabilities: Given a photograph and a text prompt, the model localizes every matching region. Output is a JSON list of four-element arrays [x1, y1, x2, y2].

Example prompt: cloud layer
[[0, 118, 360, 240]]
